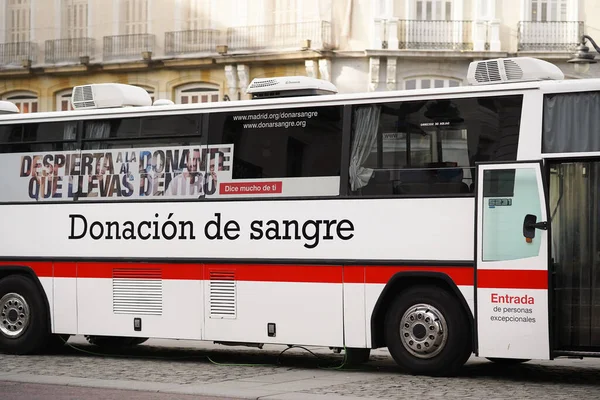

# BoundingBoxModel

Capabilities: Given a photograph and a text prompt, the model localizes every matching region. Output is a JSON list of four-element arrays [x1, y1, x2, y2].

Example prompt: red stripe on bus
[[203, 264, 343, 283], [477, 269, 548, 290], [0, 261, 475, 286], [344, 266, 365, 283], [0, 261, 53, 277], [363, 266, 474, 286], [77, 262, 204, 280], [54, 262, 77, 278]]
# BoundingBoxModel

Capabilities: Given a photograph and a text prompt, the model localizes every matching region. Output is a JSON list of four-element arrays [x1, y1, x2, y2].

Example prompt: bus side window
[[0, 122, 78, 153], [140, 114, 202, 139], [206, 105, 343, 198], [348, 95, 523, 197]]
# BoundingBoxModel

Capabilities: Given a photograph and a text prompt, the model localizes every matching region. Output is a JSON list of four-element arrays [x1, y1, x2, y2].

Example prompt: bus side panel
[[53, 262, 78, 334], [203, 265, 344, 347], [76, 262, 204, 340], [343, 266, 367, 348]]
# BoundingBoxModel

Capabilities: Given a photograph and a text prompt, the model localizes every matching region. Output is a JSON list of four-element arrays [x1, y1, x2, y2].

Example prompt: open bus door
[[474, 161, 551, 360]]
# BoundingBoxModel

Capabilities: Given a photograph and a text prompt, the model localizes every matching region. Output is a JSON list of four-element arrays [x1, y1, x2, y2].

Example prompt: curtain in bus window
[[84, 121, 111, 150], [349, 105, 381, 190], [543, 91, 600, 153], [550, 161, 600, 348], [63, 121, 78, 150]]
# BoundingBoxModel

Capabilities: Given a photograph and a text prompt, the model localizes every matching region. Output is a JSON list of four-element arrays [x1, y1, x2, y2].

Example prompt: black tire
[[384, 285, 472, 376], [0, 274, 50, 355], [343, 348, 371, 366], [486, 357, 530, 365], [85, 335, 148, 348]]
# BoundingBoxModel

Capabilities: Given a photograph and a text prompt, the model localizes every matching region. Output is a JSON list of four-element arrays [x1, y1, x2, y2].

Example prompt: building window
[[56, 89, 74, 111], [2, 91, 38, 113], [274, 0, 298, 24], [404, 77, 461, 90], [122, 0, 148, 34], [415, 0, 453, 20], [176, 84, 219, 104], [62, 0, 88, 38], [185, 0, 212, 30], [7, 0, 31, 42], [529, 0, 568, 21]]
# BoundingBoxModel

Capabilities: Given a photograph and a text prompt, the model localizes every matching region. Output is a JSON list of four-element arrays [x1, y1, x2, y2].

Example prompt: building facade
[[0, 0, 598, 113]]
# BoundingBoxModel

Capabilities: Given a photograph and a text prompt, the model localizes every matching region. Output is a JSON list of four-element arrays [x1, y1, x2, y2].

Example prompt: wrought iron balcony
[[518, 21, 583, 51], [0, 42, 37, 66], [103, 34, 155, 62], [165, 29, 219, 56], [45, 38, 95, 64], [397, 20, 474, 51], [227, 21, 332, 52]]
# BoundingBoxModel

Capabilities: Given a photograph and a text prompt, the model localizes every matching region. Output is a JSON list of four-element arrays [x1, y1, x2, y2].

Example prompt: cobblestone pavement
[[0, 336, 599, 399], [2, 381, 237, 400]]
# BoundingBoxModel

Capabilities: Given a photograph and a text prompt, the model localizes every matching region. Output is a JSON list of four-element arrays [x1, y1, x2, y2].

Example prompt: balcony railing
[[227, 21, 332, 52], [0, 42, 37, 66], [165, 29, 219, 56], [45, 37, 95, 64], [103, 34, 155, 62], [518, 21, 583, 51], [398, 20, 474, 50]]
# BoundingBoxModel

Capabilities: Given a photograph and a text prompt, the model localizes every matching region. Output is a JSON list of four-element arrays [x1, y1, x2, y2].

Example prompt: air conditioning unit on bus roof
[[246, 76, 338, 99], [71, 83, 152, 110], [467, 57, 564, 85], [0, 100, 19, 114]]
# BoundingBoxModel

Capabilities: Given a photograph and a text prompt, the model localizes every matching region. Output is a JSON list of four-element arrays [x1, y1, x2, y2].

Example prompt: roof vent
[[467, 57, 564, 85], [71, 83, 152, 109], [246, 76, 338, 99], [153, 99, 175, 106], [0, 101, 20, 114]]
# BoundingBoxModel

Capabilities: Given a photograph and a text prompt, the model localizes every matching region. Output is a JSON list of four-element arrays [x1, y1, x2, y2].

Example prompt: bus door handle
[[523, 214, 547, 239]]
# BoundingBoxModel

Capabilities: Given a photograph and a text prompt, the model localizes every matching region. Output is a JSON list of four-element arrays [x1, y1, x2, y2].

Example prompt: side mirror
[[523, 214, 548, 239], [523, 214, 537, 239]]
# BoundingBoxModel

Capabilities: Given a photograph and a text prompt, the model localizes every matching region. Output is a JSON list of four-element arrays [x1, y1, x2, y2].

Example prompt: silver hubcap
[[400, 303, 448, 359], [0, 293, 30, 338]]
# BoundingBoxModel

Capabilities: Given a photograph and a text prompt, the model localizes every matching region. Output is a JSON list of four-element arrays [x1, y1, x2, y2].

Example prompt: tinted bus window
[[141, 114, 199, 137], [207, 105, 342, 198], [23, 121, 77, 142], [83, 115, 204, 149], [84, 118, 140, 140], [349, 95, 523, 196], [0, 124, 23, 143], [0, 121, 78, 153]]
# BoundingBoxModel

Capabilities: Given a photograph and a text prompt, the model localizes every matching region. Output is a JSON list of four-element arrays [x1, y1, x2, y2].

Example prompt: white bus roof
[[1, 77, 599, 124]]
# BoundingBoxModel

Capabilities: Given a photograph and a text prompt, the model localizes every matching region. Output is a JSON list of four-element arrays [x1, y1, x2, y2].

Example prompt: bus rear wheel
[[384, 286, 471, 376], [0, 275, 50, 355]]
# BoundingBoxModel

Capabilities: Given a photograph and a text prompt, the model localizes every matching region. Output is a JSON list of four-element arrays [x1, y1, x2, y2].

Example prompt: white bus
[[0, 56, 598, 376]]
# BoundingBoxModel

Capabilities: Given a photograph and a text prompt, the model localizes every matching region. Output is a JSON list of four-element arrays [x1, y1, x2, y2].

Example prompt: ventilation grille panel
[[474, 60, 502, 83], [112, 268, 162, 315], [503, 59, 523, 80], [209, 270, 236, 319], [248, 79, 278, 89], [72, 85, 95, 108]]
